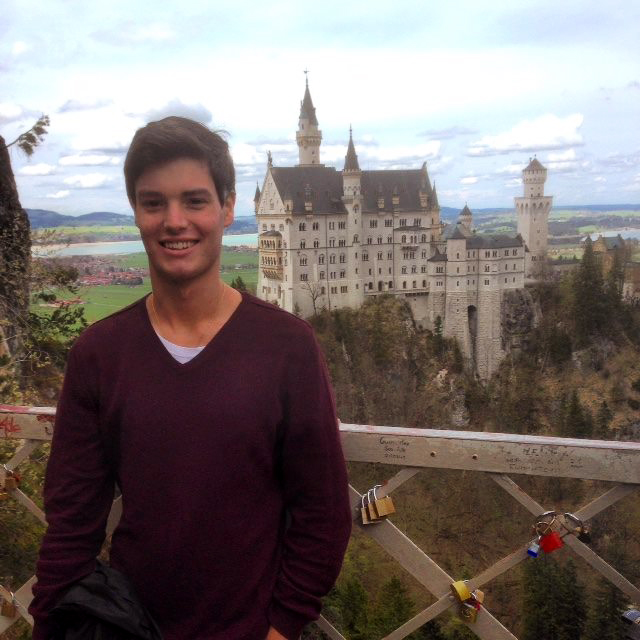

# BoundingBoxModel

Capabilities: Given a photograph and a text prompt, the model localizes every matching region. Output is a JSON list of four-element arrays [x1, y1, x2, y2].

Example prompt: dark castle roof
[[466, 234, 524, 249], [525, 157, 545, 172], [428, 248, 448, 262], [270, 166, 347, 215], [299, 82, 318, 126], [343, 130, 360, 172], [269, 164, 438, 216]]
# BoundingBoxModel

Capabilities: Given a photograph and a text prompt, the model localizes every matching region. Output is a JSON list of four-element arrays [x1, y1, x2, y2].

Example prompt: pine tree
[[335, 577, 369, 640], [583, 576, 627, 640], [555, 559, 585, 640], [562, 390, 593, 438], [594, 401, 613, 439], [230, 275, 247, 291], [573, 237, 607, 344]]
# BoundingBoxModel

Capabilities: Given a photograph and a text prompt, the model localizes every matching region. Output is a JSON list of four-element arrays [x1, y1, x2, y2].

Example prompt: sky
[[1, 0, 639, 217]]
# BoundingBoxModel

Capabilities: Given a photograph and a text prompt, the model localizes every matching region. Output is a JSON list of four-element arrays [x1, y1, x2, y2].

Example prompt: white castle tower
[[515, 157, 552, 276], [296, 78, 323, 166]]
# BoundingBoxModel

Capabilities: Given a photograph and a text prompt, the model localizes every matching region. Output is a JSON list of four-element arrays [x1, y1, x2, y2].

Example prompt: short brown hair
[[124, 116, 235, 206]]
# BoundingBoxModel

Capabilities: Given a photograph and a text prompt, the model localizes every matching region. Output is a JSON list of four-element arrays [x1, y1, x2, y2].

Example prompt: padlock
[[373, 485, 396, 517], [577, 526, 591, 544], [472, 589, 484, 605], [459, 601, 478, 623], [450, 580, 472, 602], [539, 531, 564, 553], [527, 537, 541, 558], [360, 495, 372, 525], [1, 598, 17, 618], [366, 489, 382, 521]]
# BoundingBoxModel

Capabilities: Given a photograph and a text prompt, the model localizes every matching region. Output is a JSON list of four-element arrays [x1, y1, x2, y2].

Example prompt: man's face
[[133, 157, 234, 287]]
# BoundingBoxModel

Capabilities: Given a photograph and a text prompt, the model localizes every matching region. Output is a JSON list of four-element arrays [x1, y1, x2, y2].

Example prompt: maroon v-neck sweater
[[30, 293, 352, 640]]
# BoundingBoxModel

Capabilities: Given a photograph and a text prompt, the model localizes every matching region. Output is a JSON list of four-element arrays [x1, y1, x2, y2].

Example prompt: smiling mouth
[[160, 240, 197, 250]]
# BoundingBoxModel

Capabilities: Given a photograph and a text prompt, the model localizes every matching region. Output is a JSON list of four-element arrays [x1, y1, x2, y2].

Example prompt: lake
[[32, 233, 258, 257]]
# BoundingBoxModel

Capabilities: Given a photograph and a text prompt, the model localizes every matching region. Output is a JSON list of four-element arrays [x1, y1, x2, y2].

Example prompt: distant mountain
[[27, 209, 134, 229]]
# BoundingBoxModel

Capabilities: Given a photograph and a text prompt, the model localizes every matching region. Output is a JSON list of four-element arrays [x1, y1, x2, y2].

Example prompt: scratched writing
[[505, 446, 584, 474], [379, 436, 410, 461], [0, 415, 21, 438]]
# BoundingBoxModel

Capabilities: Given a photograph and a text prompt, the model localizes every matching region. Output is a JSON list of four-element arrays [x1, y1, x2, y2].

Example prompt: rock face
[[501, 287, 540, 353], [0, 135, 31, 358]]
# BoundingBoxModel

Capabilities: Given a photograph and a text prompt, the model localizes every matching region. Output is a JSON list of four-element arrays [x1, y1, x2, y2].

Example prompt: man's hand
[[265, 626, 287, 640]]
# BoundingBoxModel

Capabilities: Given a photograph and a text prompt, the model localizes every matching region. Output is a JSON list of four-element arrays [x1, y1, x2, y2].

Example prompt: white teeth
[[163, 241, 195, 250]]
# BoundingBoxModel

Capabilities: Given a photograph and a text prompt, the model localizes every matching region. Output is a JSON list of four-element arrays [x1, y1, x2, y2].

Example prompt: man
[[30, 117, 352, 639]]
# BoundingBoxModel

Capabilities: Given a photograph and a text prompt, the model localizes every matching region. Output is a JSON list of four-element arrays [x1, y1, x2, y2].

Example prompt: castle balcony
[[1, 406, 639, 639]]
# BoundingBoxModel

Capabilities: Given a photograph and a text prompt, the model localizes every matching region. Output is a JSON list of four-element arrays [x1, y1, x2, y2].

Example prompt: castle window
[[513, 264, 517, 270], [485, 265, 490, 272], [369, 282, 374, 290], [436, 266, 444, 274], [313, 240, 319, 248], [484, 279, 490, 285], [329, 254, 336, 264], [321, 286, 325, 294], [401, 235, 407, 243], [414, 218, 420, 226], [338, 239, 346, 247], [299, 222, 306, 231], [300, 257, 307, 266], [262, 224, 267, 231], [300, 273, 308, 281], [353, 234, 359, 243], [329, 238, 335, 247], [413, 281, 417, 288], [403, 281, 407, 289], [341, 286, 348, 293], [340, 270, 345, 278], [319, 254, 325, 264], [389, 281, 393, 288], [388, 252, 393, 260], [485, 251, 491, 258], [513, 249, 518, 255], [456, 267, 460, 273], [385, 219, 393, 227], [377, 236, 382, 244], [456, 280, 459, 287], [329, 222, 335, 230], [421, 234, 427, 243], [421, 266, 426, 273], [370, 220, 378, 228], [411, 266, 417, 273], [362, 253, 369, 261], [338, 221, 346, 229], [401, 266, 407, 274], [505, 278, 508, 283], [320, 271, 325, 279], [312, 222, 319, 230], [505, 250, 510, 256], [492, 250, 498, 257], [354, 205, 359, 214], [339, 253, 346, 263], [367, 237, 373, 244], [279, 224, 284, 231], [368, 269, 372, 275], [400, 219, 407, 226], [377, 252, 383, 260], [387, 236, 393, 243], [300, 240, 306, 249], [422, 280, 426, 287]]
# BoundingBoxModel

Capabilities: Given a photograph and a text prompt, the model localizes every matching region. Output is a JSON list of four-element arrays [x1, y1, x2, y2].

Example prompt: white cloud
[[93, 22, 176, 45], [547, 149, 576, 162], [11, 41, 30, 56], [496, 163, 525, 175], [136, 99, 213, 125], [461, 176, 479, 185], [594, 176, 607, 183], [467, 114, 584, 156], [505, 178, 522, 188], [0, 102, 25, 124], [18, 163, 56, 176], [46, 190, 71, 199], [59, 98, 112, 113], [63, 173, 112, 188], [59, 154, 120, 166]]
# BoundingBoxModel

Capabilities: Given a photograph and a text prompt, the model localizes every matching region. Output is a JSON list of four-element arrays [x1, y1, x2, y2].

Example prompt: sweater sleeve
[[267, 327, 352, 640], [29, 343, 115, 640]]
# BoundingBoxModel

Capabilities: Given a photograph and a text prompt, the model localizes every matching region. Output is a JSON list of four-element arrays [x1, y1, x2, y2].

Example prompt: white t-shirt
[[156, 333, 205, 364]]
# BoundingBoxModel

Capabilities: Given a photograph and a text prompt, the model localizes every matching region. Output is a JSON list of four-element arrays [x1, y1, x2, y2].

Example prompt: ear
[[222, 193, 235, 229]]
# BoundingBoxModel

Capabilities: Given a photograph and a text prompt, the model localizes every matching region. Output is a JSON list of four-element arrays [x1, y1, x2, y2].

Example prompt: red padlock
[[539, 531, 564, 553]]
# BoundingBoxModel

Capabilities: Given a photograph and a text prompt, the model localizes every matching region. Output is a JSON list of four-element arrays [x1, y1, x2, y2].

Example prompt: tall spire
[[343, 126, 360, 173], [296, 75, 322, 166]]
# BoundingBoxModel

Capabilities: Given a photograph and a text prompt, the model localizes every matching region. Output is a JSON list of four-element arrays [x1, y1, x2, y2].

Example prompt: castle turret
[[342, 127, 361, 197], [458, 204, 473, 231], [515, 156, 552, 276], [253, 183, 261, 214], [296, 78, 323, 166]]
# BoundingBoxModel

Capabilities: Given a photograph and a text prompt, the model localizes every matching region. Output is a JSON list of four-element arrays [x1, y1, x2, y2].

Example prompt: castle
[[255, 81, 551, 378]]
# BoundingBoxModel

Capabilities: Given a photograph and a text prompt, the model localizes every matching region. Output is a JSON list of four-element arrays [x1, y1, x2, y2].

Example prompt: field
[[34, 249, 259, 324]]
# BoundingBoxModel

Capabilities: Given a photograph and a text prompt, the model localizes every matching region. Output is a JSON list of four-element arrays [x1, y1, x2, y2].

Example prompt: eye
[[186, 197, 209, 209], [140, 197, 164, 211]]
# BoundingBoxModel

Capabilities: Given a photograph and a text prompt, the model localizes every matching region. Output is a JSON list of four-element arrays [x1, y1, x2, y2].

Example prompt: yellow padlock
[[360, 495, 373, 525], [1, 598, 17, 618], [460, 602, 478, 623], [450, 580, 472, 602], [373, 485, 396, 517]]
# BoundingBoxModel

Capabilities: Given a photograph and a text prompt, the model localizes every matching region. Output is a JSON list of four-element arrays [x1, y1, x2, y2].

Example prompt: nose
[[164, 199, 188, 232]]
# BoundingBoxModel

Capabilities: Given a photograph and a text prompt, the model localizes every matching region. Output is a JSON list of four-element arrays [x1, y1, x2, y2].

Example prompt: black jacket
[[50, 564, 163, 640]]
